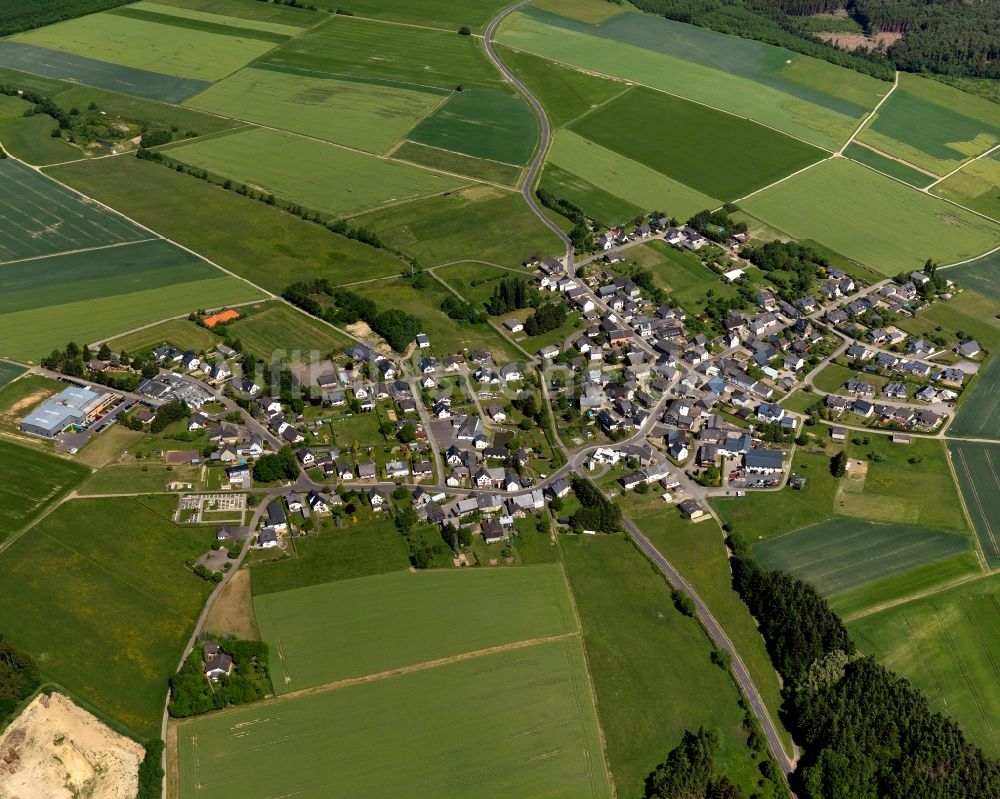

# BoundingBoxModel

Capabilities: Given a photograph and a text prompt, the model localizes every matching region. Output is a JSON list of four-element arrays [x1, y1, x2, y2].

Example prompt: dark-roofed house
[[266, 502, 287, 532], [744, 449, 784, 474]]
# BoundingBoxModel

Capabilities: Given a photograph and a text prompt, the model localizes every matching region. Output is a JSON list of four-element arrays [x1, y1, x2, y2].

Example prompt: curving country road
[[484, 4, 797, 787]]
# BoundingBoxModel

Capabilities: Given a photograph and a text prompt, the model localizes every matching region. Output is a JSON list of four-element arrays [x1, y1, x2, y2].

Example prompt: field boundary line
[[556, 82, 633, 131], [837, 70, 898, 155], [946, 445, 989, 570], [726, 156, 831, 206], [843, 568, 996, 621], [88, 297, 266, 348], [0, 237, 159, 267], [926, 140, 1000, 191], [329, 10, 470, 37], [178, 632, 580, 723], [389, 137, 525, 170], [492, 43, 839, 155], [847, 139, 938, 179]]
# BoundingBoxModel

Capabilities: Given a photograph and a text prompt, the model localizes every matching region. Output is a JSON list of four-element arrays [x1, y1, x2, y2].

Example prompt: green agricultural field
[[712, 443, 844, 540], [261, 15, 503, 91], [546, 130, 719, 221], [166, 127, 464, 217], [0, 159, 146, 262], [950, 356, 1000, 440], [836, 433, 970, 532], [123, 0, 304, 35], [843, 142, 936, 188], [47, 157, 408, 292], [250, 517, 410, 595], [755, 518, 972, 599], [562, 534, 767, 798], [532, 0, 625, 24], [0, 239, 264, 361], [0, 93, 79, 165], [223, 302, 351, 360], [352, 184, 563, 268], [0, 439, 89, 541], [849, 574, 1000, 756], [187, 67, 448, 154], [309, 0, 508, 32], [408, 88, 538, 165], [391, 140, 522, 186], [944, 249, 1000, 302], [933, 156, 1000, 222], [540, 163, 644, 227], [353, 275, 524, 361], [146, 0, 316, 26], [0, 495, 215, 738], [0, 361, 26, 388], [496, 45, 627, 129], [256, 565, 576, 692], [105, 317, 220, 355], [858, 73, 1000, 176], [571, 86, 826, 200], [176, 637, 611, 799], [949, 441, 1000, 567], [0, 41, 211, 103], [742, 158, 1000, 274], [12, 8, 276, 81], [497, 7, 887, 150]]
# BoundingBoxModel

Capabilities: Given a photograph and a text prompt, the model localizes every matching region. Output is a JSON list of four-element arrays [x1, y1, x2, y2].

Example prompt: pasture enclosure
[[546, 130, 719, 221], [176, 638, 612, 799], [166, 127, 465, 217], [255, 565, 576, 692], [47, 156, 408, 292], [849, 574, 1000, 756], [0, 239, 264, 361], [223, 302, 351, 360], [858, 73, 1000, 176], [11, 7, 276, 82], [0, 495, 215, 738], [497, 6, 887, 150], [754, 518, 972, 599], [0, 159, 145, 262], [261, 15, 504, 92], [187, 66, 448, 154], [949, 441, 1000, 568], [352, 185, 563, 268], [0, 439, 89, 542], [0, 41, 209, 103], [741, 158, 1000, 274], [570, 86, 826, 200], [407, 88, 538, 165], [562, 534, 766, 797]]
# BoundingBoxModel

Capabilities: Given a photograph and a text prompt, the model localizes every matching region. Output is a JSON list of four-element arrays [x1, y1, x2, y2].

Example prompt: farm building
[[19, 385, 114, 438]]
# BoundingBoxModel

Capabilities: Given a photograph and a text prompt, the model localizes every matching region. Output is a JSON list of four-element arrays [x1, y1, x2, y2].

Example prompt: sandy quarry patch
[[345, 321, 392, 356], [815, 31, 903, 51], [0, 693, 144, 799]]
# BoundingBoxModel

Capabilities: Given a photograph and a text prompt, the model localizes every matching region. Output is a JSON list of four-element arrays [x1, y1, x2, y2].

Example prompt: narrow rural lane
[[483, 0, 573, 269]]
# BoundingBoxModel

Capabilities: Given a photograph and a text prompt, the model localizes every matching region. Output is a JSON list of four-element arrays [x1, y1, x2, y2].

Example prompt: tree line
[[645, 727, 746, 799], [0, 0, 128, 37], [535, 188, 593, 251], [727, 530, 1000, 797]]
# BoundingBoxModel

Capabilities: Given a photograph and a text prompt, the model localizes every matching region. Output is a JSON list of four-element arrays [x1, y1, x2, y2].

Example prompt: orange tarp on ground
[[203, 309, 241, 327]]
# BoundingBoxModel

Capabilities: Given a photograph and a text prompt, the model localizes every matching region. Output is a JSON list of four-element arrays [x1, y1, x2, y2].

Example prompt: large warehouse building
[[20, 385, 113, 438]]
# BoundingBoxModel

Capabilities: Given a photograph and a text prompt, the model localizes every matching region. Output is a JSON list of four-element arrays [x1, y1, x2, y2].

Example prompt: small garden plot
[[0, 159, 145, 262], [165, 127, 465, 218], [408, 88, 538, 165], [254, 565, 576, 692], [187, 66, 448, 154]]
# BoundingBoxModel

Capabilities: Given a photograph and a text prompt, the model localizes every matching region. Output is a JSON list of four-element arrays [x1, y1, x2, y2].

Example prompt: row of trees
[[485, 278, 532, 315], [168, 640, 270, 718], [0, 0, 128, 37], [727, 531, 1000, 797], [535, 188, 593, 251], [645, 728, 746, 799]]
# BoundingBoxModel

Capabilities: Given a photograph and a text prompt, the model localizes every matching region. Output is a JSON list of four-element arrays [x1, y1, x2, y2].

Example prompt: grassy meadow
[[187, 67, 448, 154], [105, 317, 221, 354], [0, 495, 215, 738], [166, 127, 465, 217], [46, 156, 408, 292], [224, 301, 352, 360], [0, 159, 145, 262], [570, 86, 826, 200], [849, 574, 1000, 756], [742, 158, 1000, 274], [255, 565, 576, 692], [0, 239, 264, 361], [176, 637, 612, 799]]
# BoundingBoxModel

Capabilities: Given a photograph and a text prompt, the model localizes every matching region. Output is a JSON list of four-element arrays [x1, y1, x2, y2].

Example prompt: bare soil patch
[[815, 31, 903, 51], [202, 568, 258, 639], [0, 692, 144, 799]]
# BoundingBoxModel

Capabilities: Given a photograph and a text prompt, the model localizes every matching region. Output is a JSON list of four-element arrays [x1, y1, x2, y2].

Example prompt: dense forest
[[0, 0, 130, 37], [727, 531, 1000, 798], [628, 0, 1000, 83]]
